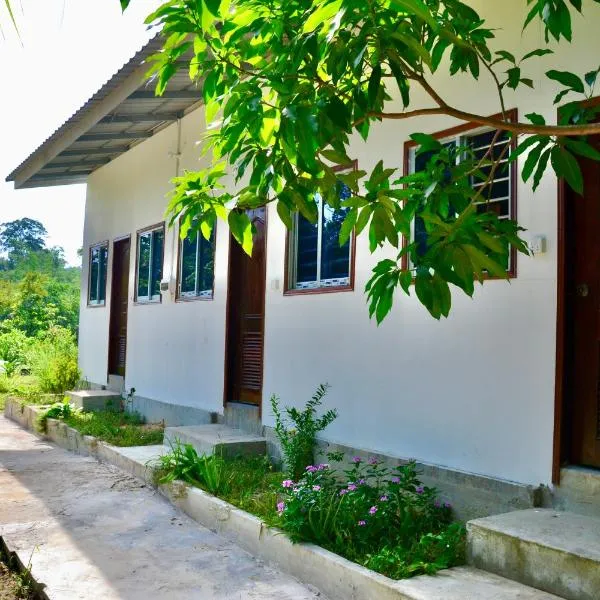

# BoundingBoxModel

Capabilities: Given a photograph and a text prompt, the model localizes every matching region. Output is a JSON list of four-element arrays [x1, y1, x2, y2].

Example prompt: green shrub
[[276, 457, 465, 579], [0, 329, 30, 377], [270, 384, 337, 480], [27, 326, 80, 394], [37, 400, 77, 432]]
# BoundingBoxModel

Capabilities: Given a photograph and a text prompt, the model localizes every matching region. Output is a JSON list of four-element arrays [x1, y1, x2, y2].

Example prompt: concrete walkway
[[0, 416, 324, 600]]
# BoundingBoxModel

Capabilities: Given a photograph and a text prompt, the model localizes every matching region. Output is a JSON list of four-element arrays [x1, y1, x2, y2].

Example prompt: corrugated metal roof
[[6, 34, 202, 189]]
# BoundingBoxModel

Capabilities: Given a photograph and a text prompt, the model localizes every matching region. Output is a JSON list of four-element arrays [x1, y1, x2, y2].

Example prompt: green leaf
[[228, 210, 254, 255], [521, 48, 553, 61], [551, 146, 583, 195], [564, 139, 600, 161], [276, 201, 293, 230], [120, 0, 130, 11], [525, 112, 546, 125], [532, 147, 551, 191], [389, 0, 438, 29], [546, 70, 584, 93], [303, 0, 342, 33], [320, 149, 353, 166], [368, 64, 382, 107], [339, 208, 357, 246], [522, 140, 547, 182]]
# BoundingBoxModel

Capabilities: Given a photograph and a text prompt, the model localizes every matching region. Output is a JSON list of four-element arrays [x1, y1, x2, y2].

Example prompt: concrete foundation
[[467, 508, 600, 600], [67, 389, 122, 412], [164, 424, 266, 458]]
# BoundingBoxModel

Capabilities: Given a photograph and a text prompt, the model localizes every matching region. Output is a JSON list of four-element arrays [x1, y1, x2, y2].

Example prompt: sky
[[0, 0, 162, 265]]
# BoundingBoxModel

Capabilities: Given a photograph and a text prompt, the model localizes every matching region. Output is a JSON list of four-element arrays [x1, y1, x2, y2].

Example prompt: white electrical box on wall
[[529, 235, 547, 255]]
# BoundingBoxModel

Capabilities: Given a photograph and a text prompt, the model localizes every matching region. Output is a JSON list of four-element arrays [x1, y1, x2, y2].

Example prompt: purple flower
[[358, 478, 366, 485], [391, 476, 400, 484], [312, 485, 321, 492], [444, 501, 452, 509], [369, 505, 378, 515], [277, 502, 285, 514], [305, 465, 318, 473], [347, 483, 357, 491], [380, 495, 389, 502], [434, 499, 441, 508], [368, 456, 378, 465], [317, 463, 329, 471], [415, 485, 424, 495], [282, 479, 294, 488], [358, 520, 367, 526], [339, 489, 348, 496], [352, 456, 362, 464]]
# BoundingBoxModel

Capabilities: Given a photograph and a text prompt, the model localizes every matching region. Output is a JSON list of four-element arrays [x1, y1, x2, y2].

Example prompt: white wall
[[81, 106, 228, 413], [80, 0, 600, 486]]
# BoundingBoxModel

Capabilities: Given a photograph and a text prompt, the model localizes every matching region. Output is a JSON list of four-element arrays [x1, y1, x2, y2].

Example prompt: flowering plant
[[275, 456, 464, 579]]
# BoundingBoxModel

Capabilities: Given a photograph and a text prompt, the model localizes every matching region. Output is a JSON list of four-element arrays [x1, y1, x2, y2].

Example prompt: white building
[[7, 1, 600, 518]]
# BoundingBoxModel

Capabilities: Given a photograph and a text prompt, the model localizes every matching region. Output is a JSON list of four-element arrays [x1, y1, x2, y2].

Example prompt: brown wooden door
[[225, 208, 267, 406], [108, 238, 130, 377], [568, 142, 600, 468]]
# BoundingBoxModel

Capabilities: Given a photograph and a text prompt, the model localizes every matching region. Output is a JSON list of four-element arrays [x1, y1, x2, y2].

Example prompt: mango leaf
[[389, 0, 438, 29], [228, 210, 254, 255], [551, 146, 583, 194], [303, 0, 342, 34], [546, 70, 584, 93]]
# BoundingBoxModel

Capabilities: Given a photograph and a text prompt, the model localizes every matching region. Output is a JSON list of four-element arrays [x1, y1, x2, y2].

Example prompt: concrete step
[[467, 508, 600, 600], [67, 389, 122, 411], [552, 466, 600, 519], [163, 424, 266, 459]]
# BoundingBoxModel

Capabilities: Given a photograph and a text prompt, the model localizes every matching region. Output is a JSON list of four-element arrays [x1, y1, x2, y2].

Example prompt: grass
[[0, 543, 38, 600], [61, 410, 165, 447], [155, 445, 282, 520], [0, 375, 55, 411]]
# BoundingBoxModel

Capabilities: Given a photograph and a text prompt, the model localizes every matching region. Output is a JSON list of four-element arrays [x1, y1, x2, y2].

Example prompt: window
[[178, 226, 215, 299], [406, 117, 516, 276], [287, 179, 354, 292], [135, 224, 164, 302], [88, 243, 108, 306]]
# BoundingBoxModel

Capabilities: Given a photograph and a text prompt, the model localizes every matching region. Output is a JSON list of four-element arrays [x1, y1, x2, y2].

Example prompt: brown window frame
[[134, 222, 165, 305], [87, 241, 109, 308], [402, 109, 518, 279], [284, 161, 358, 296], [175, 222, 217, 302]]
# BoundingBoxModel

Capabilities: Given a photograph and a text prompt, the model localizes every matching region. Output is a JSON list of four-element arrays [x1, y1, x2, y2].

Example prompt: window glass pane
[[89, 247, 99, 303], [151, 229, 164, 299], [137, 233, 151, 298], [296, 214, 318, 284], [180, 233, 197, 294], [98, 246, 107, 303], [197, 231, 215, 294], [321, 199, 350, 280]]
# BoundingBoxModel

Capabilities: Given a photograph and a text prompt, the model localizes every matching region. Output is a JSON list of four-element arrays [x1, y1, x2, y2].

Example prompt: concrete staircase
[[467, 508, 600, 600], [163, 424, 266, 458], [67, 389, 122, 411]]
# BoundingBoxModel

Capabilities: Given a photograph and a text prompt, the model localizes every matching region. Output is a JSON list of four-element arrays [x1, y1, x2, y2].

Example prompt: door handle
[[576, 283, 589, 297]]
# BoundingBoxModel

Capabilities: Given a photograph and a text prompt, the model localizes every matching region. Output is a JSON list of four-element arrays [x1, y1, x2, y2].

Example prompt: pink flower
[[415, 485, 424, 495], [277, 502, 285, 514], [358, 478, 366, 485], [306, 465, 318, 473], [368, 456, 378, 465], [380, 495, 388, 502], [282, 479, 294, 488], [352, 456, 362, 463], [391, 476, 400, 484], [347, 483, 357, 491], [317, 463, 329, 471], [358, 520, 367, 526], [369, 505, 378, 515], [312, 485, 321, 492], [339, 489, 348, 496]]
